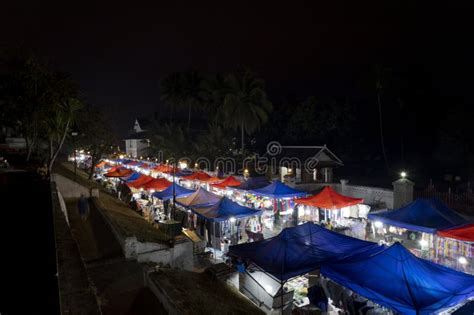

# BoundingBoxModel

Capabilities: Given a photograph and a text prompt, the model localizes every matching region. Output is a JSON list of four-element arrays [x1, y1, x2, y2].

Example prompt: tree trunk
[[377, 90, 389, 172], [241, 123, 245, 152], [89, 149, 99, 179], [26, 132, 38, 162], [24, 136, 30, 162], [26, 122, 38, 162], [48, 118, 71, 174]]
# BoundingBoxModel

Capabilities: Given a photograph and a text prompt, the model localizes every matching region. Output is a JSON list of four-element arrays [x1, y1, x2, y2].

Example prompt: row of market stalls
[[228, 222, 474, 314], [367, 198, 474, 274], [95, 159, 374, 251], [94, 158, 474, 312], [96, 159, 474, 274]]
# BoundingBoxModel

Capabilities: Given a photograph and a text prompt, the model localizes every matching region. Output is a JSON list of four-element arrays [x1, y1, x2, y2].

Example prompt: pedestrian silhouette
[[77, 193, 89, 221]]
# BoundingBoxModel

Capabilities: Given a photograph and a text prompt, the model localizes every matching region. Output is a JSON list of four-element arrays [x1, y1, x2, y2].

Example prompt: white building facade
[[124, 118, 151, 158]]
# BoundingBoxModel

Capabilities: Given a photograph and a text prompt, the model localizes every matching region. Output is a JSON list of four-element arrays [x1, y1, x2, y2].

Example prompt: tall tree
[[44, 91, 82, 173], [181, 70, 204, 129], [221, 69, 272, 152], [201, 73, 228, 121], [160, 72, 183, 123], [284, 96, 353, 147], [194, 122, 233, 161], [2, 56, 51, 161], [147, 122, 195, 161], [75, 104, 116, 179]]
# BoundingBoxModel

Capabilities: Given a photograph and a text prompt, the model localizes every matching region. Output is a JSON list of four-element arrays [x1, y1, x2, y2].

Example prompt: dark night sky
[[2, 2, 474, 137]]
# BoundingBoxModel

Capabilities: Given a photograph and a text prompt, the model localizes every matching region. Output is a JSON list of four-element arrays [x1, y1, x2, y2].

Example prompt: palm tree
[[181, 70, 204, 129], [222, 69, 272, 152], [201, 73, 229, 121], [160, 73, 183, 123]]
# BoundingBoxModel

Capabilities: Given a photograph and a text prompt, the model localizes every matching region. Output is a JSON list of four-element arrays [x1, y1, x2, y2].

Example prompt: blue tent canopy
[[232, 177, 270, 191], [250, 180, 307, 198], [123, 172, 141, 182], [190, 197, 262, 222], [321, 243, 474, 314], [152, 183, 195, 201], [228, 222, 383, 281], [175, 169, 194, 177], [368, 198, 469, 234]]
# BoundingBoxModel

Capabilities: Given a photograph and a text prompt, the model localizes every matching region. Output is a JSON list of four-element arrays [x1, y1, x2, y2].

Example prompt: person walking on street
[[78, 193, 89, 221]]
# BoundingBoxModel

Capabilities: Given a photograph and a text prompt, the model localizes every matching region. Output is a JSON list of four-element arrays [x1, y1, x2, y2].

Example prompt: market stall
[[149, 183, 196, 222], [229, 177, 269, 197], [174, 187, 222, 242], [141, 177, 172, 192], [209, 176, 241, 195], [367, 198, 469, 262], [104, 167, 133, 178], [248, 180, 307, 236], [228, 222, 383, 312], [126, 174, 154, 190], [189, 197, 261, 251], [438, 223, 474, 274], [181, 171, 212, 189], [294, 186, 367, 237], [321, 242, 474, 314]]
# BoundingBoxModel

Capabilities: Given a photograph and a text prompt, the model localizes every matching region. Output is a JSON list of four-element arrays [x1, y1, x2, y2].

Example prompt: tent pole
[[280, 280, 284, 315]]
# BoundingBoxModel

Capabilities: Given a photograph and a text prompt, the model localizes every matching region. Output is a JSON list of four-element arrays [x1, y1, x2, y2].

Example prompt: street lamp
[[172, 159, 176, 221]]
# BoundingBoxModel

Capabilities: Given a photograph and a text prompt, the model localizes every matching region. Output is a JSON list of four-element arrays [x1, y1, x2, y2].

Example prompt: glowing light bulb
[[374, 221, 383, 228], [401, 171, 407, 178], [459, 256, 468, 265]]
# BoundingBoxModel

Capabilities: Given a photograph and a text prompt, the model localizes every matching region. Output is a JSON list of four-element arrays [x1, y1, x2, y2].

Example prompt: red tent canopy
[[127, 175, 154, 189], [211, 176, 241, 189], [182, 171, 211, 181], [127, 161, 140, 166], [95, 161, 110, 168], [141, 178, 172, 191], [153, 164, 174, 173], [295, 186, 363, 209], [104, 168, 133, 178], [106, 165, 119, 173], [202, 176, 222, 184], [438, 224, 474, 242]]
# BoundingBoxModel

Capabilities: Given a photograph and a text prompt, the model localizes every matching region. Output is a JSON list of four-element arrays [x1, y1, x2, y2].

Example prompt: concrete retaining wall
[[88, 197, 193, 269], [144, 268, 181, 315], [56, 189, 70, 226], [136, 239, 194, 270]]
